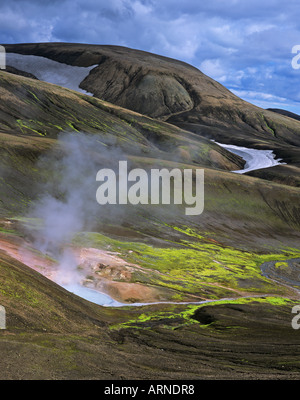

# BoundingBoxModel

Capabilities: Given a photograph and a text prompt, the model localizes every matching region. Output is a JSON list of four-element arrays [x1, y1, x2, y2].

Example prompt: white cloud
[[131, 0, 152, 16], [1, 0, 300, 113], [230, 89, 288, 102], [199, 59, 226, 79]]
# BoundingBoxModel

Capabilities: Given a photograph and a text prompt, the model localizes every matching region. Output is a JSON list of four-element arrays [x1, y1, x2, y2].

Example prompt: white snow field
[[6, 52, 97, 95], [214, 141, 285, 174]]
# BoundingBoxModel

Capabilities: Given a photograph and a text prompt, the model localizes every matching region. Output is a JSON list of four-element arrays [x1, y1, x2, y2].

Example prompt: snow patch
[[214, 141, 285, 174], [6, 53, 97, 95]]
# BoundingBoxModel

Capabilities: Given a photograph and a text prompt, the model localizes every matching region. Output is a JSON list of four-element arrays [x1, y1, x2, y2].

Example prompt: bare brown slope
[[0, 73, 299, 251], [4, 42, 300, 161], [1, 249, 300, 380], [0, 70, 243, 171], [267, 108, 300, 122]]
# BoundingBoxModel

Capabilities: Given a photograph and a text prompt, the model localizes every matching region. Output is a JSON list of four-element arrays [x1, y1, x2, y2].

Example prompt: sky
[[1, 0, 300, 114]]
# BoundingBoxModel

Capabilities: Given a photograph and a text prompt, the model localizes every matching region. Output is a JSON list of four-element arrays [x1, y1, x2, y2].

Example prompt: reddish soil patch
[[0, 233, 58, 280], [0, 233, 170, 303]]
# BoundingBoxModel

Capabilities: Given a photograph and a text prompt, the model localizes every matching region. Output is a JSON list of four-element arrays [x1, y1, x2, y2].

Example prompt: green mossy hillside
[[72, 226, 300, 301]]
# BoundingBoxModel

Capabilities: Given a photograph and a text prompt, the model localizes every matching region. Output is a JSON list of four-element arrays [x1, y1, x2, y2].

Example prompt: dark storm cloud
[[0, 0, 300, 113]]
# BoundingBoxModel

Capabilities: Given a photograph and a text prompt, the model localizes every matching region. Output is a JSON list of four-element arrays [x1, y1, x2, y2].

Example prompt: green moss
[[110, 296, 295, 330], [28, 90, 41, 103], [66, 121, 80, 132], [0, 227, 20, 235], [261, 114, 276, 135], [16, 119, 46, 136], [72, 227, 300, 301], [274, 262, 289, 270]]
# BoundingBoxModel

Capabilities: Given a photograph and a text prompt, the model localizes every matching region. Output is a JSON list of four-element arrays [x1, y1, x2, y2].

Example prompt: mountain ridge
[[0, 42, 300, 380], [4, 42, 300, 166]]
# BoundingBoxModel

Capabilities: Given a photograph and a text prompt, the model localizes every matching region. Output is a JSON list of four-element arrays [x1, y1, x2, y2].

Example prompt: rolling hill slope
[[4, 43, 300, 160], [0, 43, 299, 380]]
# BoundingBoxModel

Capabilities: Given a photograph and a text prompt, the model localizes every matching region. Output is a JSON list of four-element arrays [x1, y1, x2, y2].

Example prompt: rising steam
[[26, 131, 124, 288]]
